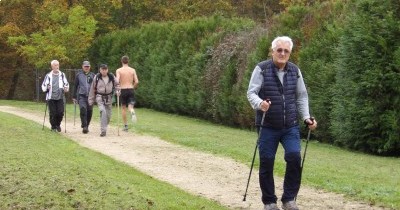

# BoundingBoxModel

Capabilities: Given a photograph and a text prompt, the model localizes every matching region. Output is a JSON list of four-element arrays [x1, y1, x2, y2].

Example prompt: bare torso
[[116, 65, 138, 89]]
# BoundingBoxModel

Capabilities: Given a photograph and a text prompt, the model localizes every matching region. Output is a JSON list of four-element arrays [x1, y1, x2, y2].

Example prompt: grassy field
[[0, 111, 227, 209], [1, 100, 399, 209]]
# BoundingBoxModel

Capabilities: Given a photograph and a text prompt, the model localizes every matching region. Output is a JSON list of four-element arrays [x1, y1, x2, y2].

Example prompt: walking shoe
[[131, 111, 137, 123], [56, 126, 61, 132], [282, 201, 299, 210], [100, 132, 106, 137], [264, 203, 280, 210], [122, 125, 128, 131], [82, 127, 89, 134]]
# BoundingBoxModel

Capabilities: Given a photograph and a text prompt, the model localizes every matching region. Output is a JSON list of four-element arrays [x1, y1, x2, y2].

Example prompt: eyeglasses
[[276, 48, 291, 54]]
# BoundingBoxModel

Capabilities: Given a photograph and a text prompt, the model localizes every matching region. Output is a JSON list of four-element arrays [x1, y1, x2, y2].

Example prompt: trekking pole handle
[[304, 117, 315, 127], [259, 98, 271, 113]]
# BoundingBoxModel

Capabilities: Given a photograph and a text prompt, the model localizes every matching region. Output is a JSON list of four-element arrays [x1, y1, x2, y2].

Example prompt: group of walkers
[[41, 56, 139, 137], [41, 36, 317, 210]]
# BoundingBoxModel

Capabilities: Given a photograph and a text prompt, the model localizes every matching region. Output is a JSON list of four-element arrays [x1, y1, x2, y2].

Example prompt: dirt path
[[0, 106, 387, 210]]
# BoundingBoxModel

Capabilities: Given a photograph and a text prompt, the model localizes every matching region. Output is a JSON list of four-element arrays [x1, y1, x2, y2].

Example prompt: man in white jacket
[[41, 60, 69, 132]]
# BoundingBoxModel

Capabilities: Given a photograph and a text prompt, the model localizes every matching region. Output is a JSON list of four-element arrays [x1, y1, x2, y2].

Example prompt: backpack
[[94, 73, 115, 95]]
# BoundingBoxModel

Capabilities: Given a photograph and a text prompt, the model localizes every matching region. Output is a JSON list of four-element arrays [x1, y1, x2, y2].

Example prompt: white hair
[[50, 60, 59, 66], [271, 36, 293, 51]]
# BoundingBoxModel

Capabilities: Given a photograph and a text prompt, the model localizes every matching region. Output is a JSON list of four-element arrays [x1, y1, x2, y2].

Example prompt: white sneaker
[[131, 111, 137, 123]]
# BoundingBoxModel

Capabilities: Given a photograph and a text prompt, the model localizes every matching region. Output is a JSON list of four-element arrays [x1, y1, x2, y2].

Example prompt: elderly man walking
[[41, 60, 69, 132], [247, 36, 317, 210]]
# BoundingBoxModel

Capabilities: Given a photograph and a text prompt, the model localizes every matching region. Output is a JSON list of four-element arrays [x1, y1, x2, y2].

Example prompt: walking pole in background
[[64, 95, 67, 133], [74, 100, 76, 126], [42, 101, 48, 130], [117, 94, 120, 136]]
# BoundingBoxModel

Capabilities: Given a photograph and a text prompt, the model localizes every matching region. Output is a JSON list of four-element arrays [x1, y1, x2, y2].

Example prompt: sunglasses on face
[[276, 48, 291, 54]]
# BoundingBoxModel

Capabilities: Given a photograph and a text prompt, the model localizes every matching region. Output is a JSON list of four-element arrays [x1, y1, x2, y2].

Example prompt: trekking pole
[[301, 128, 311, 171], [73, 100, 76, 126], [243, 111, 266, 201], [295, 117, 314, 201], [64, 95, 67, 133], [117, 94, 120, 136], [42, 101, 48, 130], [301, 117, 314, 174]]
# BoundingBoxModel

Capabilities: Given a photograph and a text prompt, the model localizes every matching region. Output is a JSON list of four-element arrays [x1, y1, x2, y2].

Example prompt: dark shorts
[[119, 88, 135, 107]]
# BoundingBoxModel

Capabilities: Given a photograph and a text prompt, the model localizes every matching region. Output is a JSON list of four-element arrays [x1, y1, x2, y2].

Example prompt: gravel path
[[0, 106, 387, 210]]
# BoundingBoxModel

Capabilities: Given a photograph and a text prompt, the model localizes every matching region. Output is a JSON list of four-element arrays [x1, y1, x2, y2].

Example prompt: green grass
[[1, 100, 399, 209], [0, 110, 226, 209]]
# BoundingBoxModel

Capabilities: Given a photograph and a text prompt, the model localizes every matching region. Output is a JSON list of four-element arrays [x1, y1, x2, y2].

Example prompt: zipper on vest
[[282, 72, 286, 128], [282, 94, 286, 127]]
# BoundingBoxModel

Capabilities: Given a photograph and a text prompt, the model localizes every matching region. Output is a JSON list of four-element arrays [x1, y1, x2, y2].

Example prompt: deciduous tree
[[8, 2, 97, 69]]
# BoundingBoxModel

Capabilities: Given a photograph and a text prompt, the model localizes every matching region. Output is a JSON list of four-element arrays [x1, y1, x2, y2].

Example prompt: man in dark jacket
[[247, 36, 317, 210], [73, 61, 95, 134]]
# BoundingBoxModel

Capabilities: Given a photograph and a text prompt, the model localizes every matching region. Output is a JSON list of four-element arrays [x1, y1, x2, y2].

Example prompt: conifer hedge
[[331, 0, 400, 155], [267, 0, 400, 155], [89, 4, 400, 155], [88, 16, 261, 127]]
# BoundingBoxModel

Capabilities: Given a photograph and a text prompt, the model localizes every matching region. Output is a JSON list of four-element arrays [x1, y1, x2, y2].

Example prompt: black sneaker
[[100, 132, 106, 137], [56, 126, 61, 132], [82, 127, 89, 134]]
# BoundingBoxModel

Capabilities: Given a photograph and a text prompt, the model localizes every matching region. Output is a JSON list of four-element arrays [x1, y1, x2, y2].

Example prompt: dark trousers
[[48, 99, 64, 129], [258, 125, 301, 204], [78, 95, 93, 128]]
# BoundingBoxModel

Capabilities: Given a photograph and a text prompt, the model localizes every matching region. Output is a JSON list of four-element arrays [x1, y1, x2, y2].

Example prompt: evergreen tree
[[331, 0, 400, 155]]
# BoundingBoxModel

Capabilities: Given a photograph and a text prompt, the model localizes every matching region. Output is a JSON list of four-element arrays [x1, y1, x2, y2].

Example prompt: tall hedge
[[331, 0, 400, 155], [296, 1, 347, 143], [89, 6, 400, 155], [256, 0, 399, 155], [88, 16, 263, 127]]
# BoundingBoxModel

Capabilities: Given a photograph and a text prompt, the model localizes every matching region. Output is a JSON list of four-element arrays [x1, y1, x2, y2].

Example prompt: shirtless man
[[116, 55, 139, 131]]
